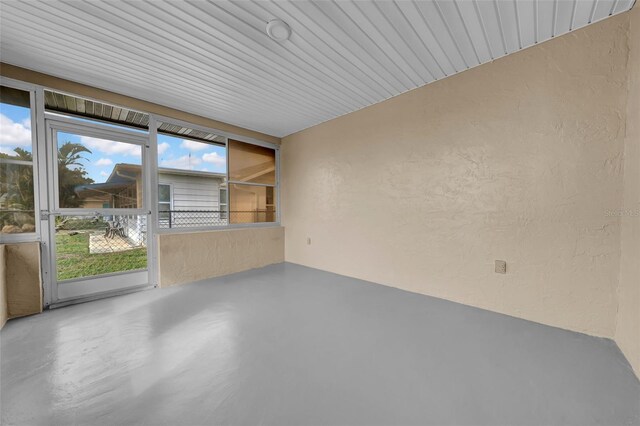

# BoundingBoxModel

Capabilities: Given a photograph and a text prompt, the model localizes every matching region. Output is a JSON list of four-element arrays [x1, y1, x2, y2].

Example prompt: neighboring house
[[75, 164, 227, 243], [156, 168, 227, 228]]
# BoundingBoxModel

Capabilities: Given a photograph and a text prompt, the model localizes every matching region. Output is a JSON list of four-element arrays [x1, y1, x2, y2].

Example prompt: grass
[[56, 232, 147, 281]]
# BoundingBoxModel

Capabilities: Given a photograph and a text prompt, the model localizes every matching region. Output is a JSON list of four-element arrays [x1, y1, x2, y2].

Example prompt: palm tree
[[0, 148, 35, 230], [56, 142, 94, 208], [0, 147, 32, 162], [1, 142, 95, 216], [1, 148, 34, 209], [58, 142, 91, 167]]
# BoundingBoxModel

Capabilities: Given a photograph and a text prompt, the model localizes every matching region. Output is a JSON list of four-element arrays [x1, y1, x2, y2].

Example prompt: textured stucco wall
[[615, 6, 640, 377], [158, 227, 284, 287], [282, 14, 630, 338], [4, 242, 42, 319]]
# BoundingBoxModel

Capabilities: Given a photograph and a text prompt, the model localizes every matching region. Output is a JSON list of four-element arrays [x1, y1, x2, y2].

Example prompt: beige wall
[[0, 63, 281, 145], [282, 14, 631, 338], [6, 242, 42, 318], [615, 6, 640, 376], [157, 227, 284, 287], [0, 242, 42, 329]]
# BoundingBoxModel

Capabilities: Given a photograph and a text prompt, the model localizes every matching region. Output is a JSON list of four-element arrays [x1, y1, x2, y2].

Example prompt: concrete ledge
[[157, 226, 284, 287]]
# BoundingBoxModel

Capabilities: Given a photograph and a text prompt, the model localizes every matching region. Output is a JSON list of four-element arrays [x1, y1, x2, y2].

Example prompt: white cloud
[[160, 155, 202, 170], [180, 139, 209, 151], [0, 113, 32, 147], [80, 136, 141, 157], [158, 142, 170, 155], [100, 171, 109, 177], [95, 158, 113, 166], [202, 152, 226, 166]]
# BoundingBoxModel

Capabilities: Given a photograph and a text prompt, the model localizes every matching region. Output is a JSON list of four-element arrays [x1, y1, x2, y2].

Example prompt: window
[[158, 184, 172, 227], [154, 124, 277, 230], [219, 187, 228, 220], [55, 130, 143, 209], [0, 85, 36, 236], [228, 139, 277, 224], [156, 126, 227, 229]]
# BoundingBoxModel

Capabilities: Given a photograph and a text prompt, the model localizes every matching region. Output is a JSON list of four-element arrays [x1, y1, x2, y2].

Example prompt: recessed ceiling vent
[[266, 19, 291, 42]]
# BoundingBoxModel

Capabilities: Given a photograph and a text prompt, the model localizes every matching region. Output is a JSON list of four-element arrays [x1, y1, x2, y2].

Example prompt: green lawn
[[56, 232, 147, 281]]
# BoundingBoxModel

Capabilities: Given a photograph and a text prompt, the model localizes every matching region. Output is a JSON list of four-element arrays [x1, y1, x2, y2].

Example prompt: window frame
[[227, 139, 278, 225], [0, 80, 280, 240], [0, 77, 41, 244], [152, 114, 280, 234], [45, 114, 149, 215]]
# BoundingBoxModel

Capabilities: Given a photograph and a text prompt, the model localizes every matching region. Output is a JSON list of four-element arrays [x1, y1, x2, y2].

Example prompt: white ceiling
[[1, 0, 635, 138]]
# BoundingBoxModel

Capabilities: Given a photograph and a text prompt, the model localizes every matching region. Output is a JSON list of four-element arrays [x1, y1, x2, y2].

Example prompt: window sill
[[154, 222, 281, 235]]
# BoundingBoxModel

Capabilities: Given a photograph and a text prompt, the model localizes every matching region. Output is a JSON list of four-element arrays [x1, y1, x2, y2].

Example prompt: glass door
[[43, 116, 151, 303]]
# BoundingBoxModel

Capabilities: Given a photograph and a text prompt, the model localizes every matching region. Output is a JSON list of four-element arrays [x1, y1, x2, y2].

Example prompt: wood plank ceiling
[[0, 0, 635, 137]]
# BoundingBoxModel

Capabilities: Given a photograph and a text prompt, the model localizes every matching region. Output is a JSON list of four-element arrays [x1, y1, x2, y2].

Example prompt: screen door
[[43, 116, 151, 303]]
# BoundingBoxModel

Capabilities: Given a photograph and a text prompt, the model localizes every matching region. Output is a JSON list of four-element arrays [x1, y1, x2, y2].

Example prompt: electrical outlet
[[307, 237, 311, 245], [495, 260, 507, 274]]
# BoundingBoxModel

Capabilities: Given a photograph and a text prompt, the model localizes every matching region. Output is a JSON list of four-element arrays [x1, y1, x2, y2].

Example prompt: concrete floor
[[1, 263, 638, 426]]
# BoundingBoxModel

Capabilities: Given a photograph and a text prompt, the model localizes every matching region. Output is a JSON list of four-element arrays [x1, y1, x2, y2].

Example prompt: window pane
[[228, 139, 275, 185], [57, 132, 142, 209], [229, 184, 276, 224], [157, 129, 227, 229], [0, 86, 32, 158], [158, 184, 171, 202], [0, 162, 36, 234], [158, 133, 226, 173]]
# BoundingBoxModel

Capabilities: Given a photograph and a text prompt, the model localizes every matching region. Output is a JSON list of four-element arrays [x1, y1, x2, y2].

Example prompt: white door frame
[[42, 114, 154, 306]]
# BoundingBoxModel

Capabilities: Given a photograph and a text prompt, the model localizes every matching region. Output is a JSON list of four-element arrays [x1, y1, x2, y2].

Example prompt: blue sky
[[0, 103, 32, 157], [0, 103, 227, 183]]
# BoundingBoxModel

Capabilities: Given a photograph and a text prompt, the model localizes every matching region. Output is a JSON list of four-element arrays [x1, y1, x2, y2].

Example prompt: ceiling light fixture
[[266, 19, 291, 42]]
